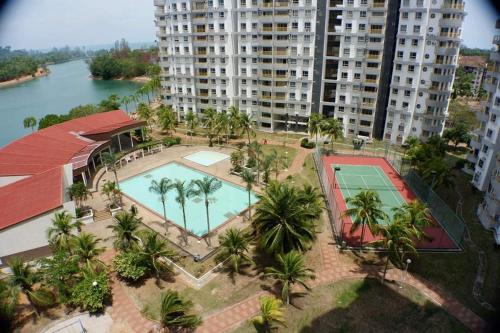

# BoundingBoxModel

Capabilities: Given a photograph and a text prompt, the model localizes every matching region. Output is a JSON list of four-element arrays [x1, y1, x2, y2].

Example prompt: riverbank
[[89, 75, 150, 84], [0, 68, 49, 89]]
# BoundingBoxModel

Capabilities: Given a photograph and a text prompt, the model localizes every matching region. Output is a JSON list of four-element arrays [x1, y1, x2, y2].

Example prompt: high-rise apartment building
[[154, 0, 465, 141], [154, 0, 317, 132], [316, 0, 465, 143]]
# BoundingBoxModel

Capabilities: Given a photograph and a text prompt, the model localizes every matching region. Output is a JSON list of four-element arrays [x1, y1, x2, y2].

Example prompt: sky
[[0, 0, 498, 50]]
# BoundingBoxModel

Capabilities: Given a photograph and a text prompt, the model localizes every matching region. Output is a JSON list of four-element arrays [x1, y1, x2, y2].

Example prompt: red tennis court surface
[[322, 155, 458, 250]]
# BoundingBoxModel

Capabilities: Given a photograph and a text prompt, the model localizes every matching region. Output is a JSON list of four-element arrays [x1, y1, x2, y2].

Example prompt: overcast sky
[[0, 0, 498, 50]]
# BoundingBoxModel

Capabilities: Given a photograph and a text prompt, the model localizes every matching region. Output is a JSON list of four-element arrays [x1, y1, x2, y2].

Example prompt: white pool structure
[[119, 162, 258, 237], [183, 150, 230, 166]]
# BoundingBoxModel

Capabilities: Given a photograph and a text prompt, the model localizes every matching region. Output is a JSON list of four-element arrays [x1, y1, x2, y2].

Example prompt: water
[[0, 59, 142, 147], [183, 151, 230, 166], [120, 162, 258, 237]]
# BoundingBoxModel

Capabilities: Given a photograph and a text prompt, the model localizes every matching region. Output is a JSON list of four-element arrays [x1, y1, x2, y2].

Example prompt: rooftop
[[459, 55, 488, 68]]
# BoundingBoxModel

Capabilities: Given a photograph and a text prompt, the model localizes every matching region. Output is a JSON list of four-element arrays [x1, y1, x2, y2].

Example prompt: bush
[[300, 138, 315, 149], [163, 136, 181, 147], [455, 159, 466, 170], [230, 150, 244, 173], [246, 156, 257, 168], [113, 251, 148, 282], [71, 271, 110, 313]]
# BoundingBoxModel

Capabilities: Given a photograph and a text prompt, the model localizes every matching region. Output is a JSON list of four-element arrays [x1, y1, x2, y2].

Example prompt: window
[[302, 71, 309, 78], [397, 51, 404, 58], [402, 12, 408, 19], [412, 39, 418, 46], [413, 25, 421, 33], [482, 145, 489, 153], [410, 52, 416, 59], [360, 11, 366, 18], [399, 38, 406, 45], [342, 61, 349, 67], [341, 72, 348, 79], [404, 90, 411, 97], [408, 65, 415, 72], [415, 12, 422, 20], [396, 64, 402, 70], [346, 23, 352, 30], [401, 25, 407, 32]]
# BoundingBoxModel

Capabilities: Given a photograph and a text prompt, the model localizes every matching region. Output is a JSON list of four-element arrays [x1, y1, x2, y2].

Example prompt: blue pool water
[[120, 162, 258, 236], [183, 151, 230, 166]]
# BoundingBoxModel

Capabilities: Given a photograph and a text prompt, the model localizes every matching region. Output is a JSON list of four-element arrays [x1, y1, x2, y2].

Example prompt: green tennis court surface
[[333, 164, 406, 223]]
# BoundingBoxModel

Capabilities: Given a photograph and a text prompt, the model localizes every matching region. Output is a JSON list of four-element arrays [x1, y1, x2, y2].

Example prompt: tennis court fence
[[313, 146, 465, 250]]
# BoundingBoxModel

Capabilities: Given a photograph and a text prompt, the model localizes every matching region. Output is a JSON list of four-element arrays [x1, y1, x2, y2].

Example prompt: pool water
[[120, 162, 258, 237], [183, 151, 230, 166]]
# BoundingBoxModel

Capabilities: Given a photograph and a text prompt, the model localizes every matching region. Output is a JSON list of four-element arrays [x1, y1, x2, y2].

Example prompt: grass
[[410, 169, 500, 320], [233, 278, 469, 333], [260, 144, 298, 168], [292, 153, 320, 189]]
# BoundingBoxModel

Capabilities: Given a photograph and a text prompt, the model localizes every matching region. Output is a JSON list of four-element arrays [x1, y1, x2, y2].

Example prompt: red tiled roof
[[0, 167, 62, 230], [0, 110, 143, 230]]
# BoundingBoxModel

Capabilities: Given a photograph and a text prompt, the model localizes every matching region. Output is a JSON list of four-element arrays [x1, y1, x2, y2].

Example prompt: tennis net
[[334, 184, 404, 191]]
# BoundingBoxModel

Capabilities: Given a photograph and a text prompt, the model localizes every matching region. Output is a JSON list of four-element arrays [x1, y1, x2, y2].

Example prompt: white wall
[[0, 175, 29, 187]]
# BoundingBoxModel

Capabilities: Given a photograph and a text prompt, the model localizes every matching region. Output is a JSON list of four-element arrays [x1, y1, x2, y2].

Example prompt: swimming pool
[[183, 151, 230, 166], [119, 162, 258, 237]]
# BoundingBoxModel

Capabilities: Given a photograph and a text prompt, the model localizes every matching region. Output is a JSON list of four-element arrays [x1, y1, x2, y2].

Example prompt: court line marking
[[336, 171, 354, 200], [374, 167, 405, 206]]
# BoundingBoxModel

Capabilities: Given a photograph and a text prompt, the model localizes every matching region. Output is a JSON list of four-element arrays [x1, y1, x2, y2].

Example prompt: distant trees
[[452, 67, 474, 99], [23, 116, 37, 132]]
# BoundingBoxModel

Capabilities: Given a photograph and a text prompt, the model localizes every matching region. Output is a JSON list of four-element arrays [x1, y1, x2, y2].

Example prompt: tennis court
[[333, 164, 406, 223]]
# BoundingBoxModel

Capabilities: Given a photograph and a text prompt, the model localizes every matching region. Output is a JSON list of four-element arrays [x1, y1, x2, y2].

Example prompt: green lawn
[[233, 278, 469, 333], [260, 144, 298, 168]]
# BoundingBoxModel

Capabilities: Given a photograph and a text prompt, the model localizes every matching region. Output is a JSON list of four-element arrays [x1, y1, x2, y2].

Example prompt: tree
[[173, 180, 190, 245], [452, 67, 474, 99], [252, 296, 286, 333], [252, 182, 319, 254], [228, 105, 241, 137], [113, 251, 148, 282], [215, 111, 230, 143], [187, 177, 222, 247], [320, 117, 343, 150], [101, 180, 121, 206], [7, 257, 54, 316], [101, 152, 119, 188], [185, 110, 198, 139], [47, 211, 81, 252], [443, 122, 472, 148], [298, 184, 324, 221], [447, 99, 478, 129], [343, 190, 387, 248], [137, 230, 176, 279], [99, 94, 121, 111], [249, 141, 263, 183], [71, 232, 105, 270], [261, 154, 275, 185], [392, 200, 432, 240], [264, 251, 315, 304], [374, 220, 417, 282], [0, 273, 18, 329], [107, 211, 141, 250], [269, 149, 286, 180], [203, 107, 218, 147], [39, 250, 79, 304], [239, 113, 255, 146], [149, 177, 174, 235], [420, 157, 454, 189], [218, 228, 254, 273], [121, 95, 131, 113], [308, 113, 323, 144], [157, 105, 176, 135], [137, 102, 153, 131], [70, 268, 110, 313], [230, 150, 245, 173], [241, 169, 255, 221], [23, 116, 37, 132], [67, 181, 90, 208], [38, 114, 65, 129], [160, 290, 202, 330]]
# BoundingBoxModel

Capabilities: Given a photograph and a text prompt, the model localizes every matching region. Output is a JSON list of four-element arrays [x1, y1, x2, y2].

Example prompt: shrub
[[246, 156, 257, 168], [163, 136, 181, 147], [300, 138, 315, 149], [230, 150, 244, 173], [71, 271, 110, 313], [113, 251, 148, 282], [455, 159, 466, 170]]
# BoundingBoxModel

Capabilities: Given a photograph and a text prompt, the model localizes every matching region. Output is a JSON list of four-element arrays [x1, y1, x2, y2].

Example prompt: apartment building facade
[[467, 20, 500, 200], [316, 0, 465, 143], [154, 0, 464, 140], [154, 0, 317, 132]]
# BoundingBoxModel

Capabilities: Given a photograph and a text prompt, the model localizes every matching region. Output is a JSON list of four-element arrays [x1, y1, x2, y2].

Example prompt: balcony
[[262, 26, 273, 32], [369, 29, 383, 35], [373, 1, 386, 8], [439, 32, 461, 39], [367, 54, 381, 60], [195, 50, 207, 55], [154, 0, 166, 5], [197, 72, 208, 77], [442, 2, 465, 10], [276, 26, 288, 32]]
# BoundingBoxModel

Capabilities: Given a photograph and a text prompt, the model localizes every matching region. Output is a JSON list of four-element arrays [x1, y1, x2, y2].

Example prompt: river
[[0, 59, 143, 147]]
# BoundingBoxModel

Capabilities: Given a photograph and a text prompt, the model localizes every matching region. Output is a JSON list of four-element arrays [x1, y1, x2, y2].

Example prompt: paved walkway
[[100, 250, 158, 333]]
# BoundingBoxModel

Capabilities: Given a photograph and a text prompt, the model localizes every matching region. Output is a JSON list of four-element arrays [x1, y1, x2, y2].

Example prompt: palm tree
[[120, 95, 130, 113], [137, 102, 153, 131], [47, 211, 81, 252], [203, 107, 218, 147], [392, 200, 432, 240], [374, 220, 417, 282], [107, 211, 141, 250], [252, 296, 286, 333], [71, 232, 105, 270], [215, 111, 230, 143], [252, 181, 318, 254], [149, 178, 174, 235], [239, 113, 255, 146], [160, 290, 202, 330], [173, 180, 190, 245], [101, 180, 117, 205], [138, 230, 176, 278], [67, 182, 90, 208], [298, 184, 324, 221], [0, 274, 18, 326], [241, 169, 255, 221], [23, 116, 37, 132], [308, 113, 323, 145], [421, 157, 454, 189], [7, 257, 54, 316], [261, 153, 275, 185], [101, 152, 119, 188], [187, 177, 222, 247], [218, 228, 254, 273], [264, 251, 315, 305], [248, 141, 263, 183], [157, 105, 176, 135], [228, 105, 241, 137], [269, 149, 285, 180], [343, 190, 388, 248], [320, 117, 343, 150], [185, 110, 198, 139]]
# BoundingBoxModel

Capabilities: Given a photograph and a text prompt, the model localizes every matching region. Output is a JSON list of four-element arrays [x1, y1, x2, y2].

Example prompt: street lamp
[[399, 258, 412, 289], [333, 166, 341, 188]]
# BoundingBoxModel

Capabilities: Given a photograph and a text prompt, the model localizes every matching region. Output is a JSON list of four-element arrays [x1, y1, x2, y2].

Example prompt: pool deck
[[86, 145, 259, 257]]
